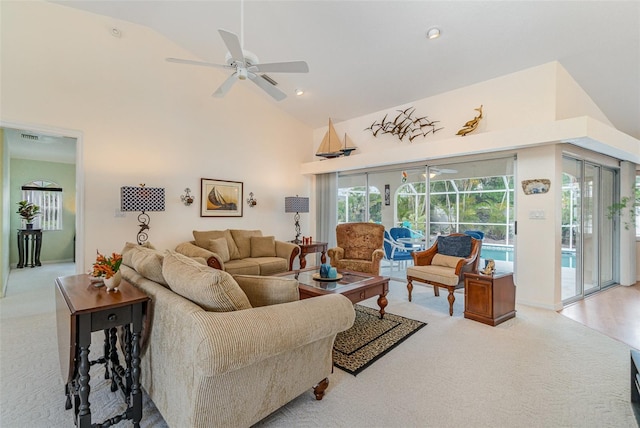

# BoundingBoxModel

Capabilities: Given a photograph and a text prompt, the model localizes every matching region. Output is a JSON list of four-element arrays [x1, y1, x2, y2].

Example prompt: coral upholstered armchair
[[406, 233, 481, 316], [327, 223, 385, 275]]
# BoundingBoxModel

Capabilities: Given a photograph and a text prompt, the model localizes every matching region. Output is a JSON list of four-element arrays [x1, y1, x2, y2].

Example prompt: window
[[22, 180, 63, 230]]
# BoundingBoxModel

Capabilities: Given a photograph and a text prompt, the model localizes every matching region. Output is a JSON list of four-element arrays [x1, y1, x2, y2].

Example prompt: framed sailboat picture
[[200, 178, 243, 217]]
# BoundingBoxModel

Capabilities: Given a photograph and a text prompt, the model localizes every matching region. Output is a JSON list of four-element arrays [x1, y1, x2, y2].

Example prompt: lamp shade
[[284, 196, 309, 213], [121, 186, 166, 212]]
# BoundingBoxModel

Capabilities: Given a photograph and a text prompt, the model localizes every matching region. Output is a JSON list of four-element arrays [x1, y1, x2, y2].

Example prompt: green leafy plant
[[606, 193, 638, 230], [16, 200, 41, 224]]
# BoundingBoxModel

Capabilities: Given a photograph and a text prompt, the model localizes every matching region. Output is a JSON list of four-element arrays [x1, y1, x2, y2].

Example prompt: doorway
[[1, 123, 82, 297]]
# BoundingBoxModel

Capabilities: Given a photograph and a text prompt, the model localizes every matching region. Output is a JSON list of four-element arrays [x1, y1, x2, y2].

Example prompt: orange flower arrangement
[[92, 251, 123, 279]]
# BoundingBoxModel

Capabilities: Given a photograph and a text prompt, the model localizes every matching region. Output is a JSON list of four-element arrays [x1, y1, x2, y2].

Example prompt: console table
[[296, 241, 328, 269], [463, 271, 516, 326], [55, 274, 149, 427], [17, 228, 42, 268]]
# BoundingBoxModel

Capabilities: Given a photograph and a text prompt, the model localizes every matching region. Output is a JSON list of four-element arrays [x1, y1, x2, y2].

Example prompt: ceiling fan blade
[[166, 57, 231, 69], [218, 29, 245, 64], [249, 61, 309, 73], [212, 73, 239, 98], [248, 72, 286, 101]]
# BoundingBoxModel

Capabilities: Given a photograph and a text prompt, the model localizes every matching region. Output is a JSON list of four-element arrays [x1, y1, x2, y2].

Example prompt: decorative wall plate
[[521, 179, 550, 195]]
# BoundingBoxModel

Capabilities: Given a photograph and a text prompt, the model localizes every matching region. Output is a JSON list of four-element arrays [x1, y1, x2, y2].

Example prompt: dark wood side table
[[296, 241, 328, 269], [17, 228, 42, 268], [55, 274, 149, 427], [463, 271, 516, 326]]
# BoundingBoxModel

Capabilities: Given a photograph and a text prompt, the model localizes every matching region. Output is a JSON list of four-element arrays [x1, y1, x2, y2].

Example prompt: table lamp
[[284, 196, 309, 244], [121, 185, 165, 245]]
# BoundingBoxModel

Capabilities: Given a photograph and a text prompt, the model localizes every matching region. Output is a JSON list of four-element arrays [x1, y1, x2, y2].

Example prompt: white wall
[[301, 60, 640, 309], [0, 1, 314, 272]]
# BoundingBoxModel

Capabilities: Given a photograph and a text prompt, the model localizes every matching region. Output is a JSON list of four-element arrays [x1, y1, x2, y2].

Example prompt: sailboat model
[[316, 119, 344, 159], [341, 133, 357, 156]]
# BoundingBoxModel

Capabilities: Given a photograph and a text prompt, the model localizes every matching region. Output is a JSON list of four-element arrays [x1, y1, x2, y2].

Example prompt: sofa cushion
[[121, 241, 156, 267], [250, 236, 276, 258], [437, 235, 472, 257], [230, 229, 262, 259], [130, 247, 168, 287], [162, 250, 252, 312], [248, 257, 289, 276], [431, 253, 464, 269], [223, 259, 261, 276], [208, 238, 231, 262], [193, 230, 240, 260]]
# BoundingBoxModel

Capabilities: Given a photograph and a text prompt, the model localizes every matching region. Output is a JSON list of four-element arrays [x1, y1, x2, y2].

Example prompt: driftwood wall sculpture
[[365, 107, 443, 142]]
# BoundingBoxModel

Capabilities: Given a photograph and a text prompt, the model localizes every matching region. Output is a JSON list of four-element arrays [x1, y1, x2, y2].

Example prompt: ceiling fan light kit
[[426, 27, 441, 39]]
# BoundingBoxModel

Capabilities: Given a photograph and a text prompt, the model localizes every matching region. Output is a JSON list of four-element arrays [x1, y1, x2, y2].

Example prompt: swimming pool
[[481, 245, 577, 268]]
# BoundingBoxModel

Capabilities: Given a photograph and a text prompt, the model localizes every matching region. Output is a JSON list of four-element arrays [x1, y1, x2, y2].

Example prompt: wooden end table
[[296, 241, 328, 269], [55, 274, 149, 427], [277, 267, 389, 318], [463, 271, 516, 326]]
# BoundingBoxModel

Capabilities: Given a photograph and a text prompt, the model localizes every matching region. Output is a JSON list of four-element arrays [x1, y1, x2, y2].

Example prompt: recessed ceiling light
[[295, 88, 304, 96], [426, 27, 441, 40]]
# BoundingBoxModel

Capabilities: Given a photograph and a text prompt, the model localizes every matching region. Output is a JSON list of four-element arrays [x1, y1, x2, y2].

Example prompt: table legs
[[377, 291, 388, 319], [67, 314, 144, 427]]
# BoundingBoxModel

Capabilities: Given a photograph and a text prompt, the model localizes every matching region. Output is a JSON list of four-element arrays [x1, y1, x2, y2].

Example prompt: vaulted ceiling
[[51, 1, 640, 139]]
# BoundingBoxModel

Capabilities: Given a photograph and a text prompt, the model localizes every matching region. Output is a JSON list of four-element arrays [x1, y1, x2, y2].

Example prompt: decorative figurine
[[457, 105, 483, 136], [482, 258, 495, 275]]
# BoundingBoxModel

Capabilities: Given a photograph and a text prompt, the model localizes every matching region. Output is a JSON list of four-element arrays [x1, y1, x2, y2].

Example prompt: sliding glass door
[[561, 156, 617, 303]]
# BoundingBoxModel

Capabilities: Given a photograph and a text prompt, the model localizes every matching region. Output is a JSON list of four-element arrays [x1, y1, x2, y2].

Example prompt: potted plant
[[92, 251, 123, 291], [16, 200, 41, 229]]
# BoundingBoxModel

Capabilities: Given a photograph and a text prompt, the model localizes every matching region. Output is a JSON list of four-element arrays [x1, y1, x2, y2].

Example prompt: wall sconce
[[121, 184, 165, 245], [246, 192, 257, 207], [181, 188, 194, 206]]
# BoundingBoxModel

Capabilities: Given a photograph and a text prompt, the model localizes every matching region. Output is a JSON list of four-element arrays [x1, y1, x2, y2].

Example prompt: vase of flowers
[[16, 200, 41, 229], [92, 251, 123, 291]]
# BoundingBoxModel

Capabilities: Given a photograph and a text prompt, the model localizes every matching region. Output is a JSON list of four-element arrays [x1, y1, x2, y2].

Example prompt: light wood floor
[[559, 282, 640, 351]]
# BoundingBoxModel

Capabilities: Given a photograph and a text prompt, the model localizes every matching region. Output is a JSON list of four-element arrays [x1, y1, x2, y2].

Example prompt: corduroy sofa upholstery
[[175, 229, 300, 275], [120, 244, 355, 428], [327, 222, 385, 275]]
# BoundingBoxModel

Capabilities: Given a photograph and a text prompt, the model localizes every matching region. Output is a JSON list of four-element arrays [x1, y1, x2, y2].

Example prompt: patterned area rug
[[333, 305, 426, 376]]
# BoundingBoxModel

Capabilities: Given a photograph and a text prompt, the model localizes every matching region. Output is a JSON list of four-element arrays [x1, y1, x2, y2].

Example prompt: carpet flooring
[[333, 304, 426, 375], [1, 264, 638, 427]]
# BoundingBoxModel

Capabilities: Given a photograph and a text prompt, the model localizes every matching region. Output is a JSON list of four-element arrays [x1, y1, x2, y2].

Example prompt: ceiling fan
[[166, 28, 309, 101], [424, 168, 458, 178]]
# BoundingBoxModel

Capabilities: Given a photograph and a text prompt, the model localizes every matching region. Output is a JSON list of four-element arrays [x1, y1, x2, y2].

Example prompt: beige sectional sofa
[[120, 243, 355, 427], [175, 229, 300, 275]]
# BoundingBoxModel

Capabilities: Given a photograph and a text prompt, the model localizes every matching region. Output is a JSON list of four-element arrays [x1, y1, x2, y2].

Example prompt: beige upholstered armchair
[[327, 223, 385, 275], [406, 233, 481, 316]]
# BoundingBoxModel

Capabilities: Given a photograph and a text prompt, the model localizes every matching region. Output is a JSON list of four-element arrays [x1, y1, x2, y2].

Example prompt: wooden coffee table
[[277, 267, 389, 318]]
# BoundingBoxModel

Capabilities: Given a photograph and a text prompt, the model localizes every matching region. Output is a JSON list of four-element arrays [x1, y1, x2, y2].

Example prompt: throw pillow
[[193, 229, 240, 260], [121, 241, 157, 267], [162, 250, 252, 312], [437, 235, 472, 257], [130, 247, 168, 286], [431, 253, 464, 269], [250, 236, 276, 258], [208, 238, 231, 262], [230, 229, 262, 259]]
